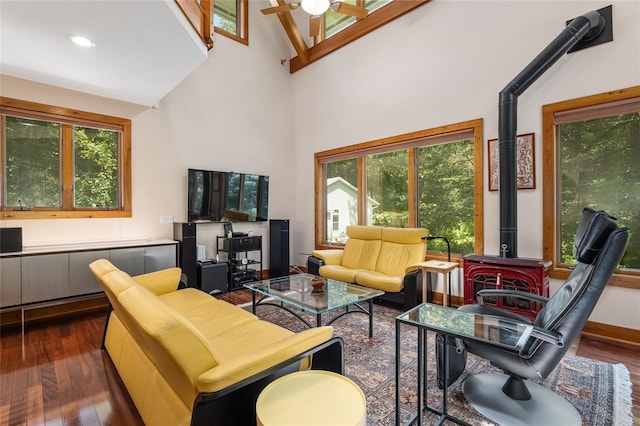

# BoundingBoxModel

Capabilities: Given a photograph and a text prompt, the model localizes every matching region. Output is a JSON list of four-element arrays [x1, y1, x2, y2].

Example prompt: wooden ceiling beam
[[290, 0, 431, 72], [270, 0, 309, 64]]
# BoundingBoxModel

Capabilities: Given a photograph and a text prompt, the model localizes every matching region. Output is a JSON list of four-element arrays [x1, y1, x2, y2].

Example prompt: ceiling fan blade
[[330, 2, 368, 19], [309, 16, 321, 37], [261, 3, 298, 15]]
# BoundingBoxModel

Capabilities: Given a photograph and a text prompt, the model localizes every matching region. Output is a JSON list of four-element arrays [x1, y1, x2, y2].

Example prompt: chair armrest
[[132, 267, 182, 295], [311, 249, 344, 265], [476, 289, 549, 305], [531, 326, 564, 348]]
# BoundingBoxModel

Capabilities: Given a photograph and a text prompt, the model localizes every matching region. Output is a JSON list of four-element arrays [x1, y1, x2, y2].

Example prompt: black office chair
[[438, 208, 630, 425]]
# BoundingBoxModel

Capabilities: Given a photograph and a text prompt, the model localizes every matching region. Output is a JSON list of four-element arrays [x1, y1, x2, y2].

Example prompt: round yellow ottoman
[[256, 370, 366, 426]]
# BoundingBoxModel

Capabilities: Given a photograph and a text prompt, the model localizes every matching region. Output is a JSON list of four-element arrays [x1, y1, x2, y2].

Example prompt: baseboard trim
[[582, 320, 640, 347]]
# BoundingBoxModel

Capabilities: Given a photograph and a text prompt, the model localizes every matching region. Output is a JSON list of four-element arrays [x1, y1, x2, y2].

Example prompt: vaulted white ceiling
[[0, 0, 209, 107]]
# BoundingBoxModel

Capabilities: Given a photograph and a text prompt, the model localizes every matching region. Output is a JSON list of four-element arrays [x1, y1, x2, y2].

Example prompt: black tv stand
[[216, 235, 262, 290]]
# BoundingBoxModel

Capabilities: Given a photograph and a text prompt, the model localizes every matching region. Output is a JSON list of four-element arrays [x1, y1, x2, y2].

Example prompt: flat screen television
[[188, 168, 269, 222]]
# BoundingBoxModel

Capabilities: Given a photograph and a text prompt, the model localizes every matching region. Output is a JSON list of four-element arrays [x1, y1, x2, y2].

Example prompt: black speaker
[[198, 262, 228, 294], [0, 227, 22, 253], [269, 219, 290, 278], [174, 222, 197, 288]]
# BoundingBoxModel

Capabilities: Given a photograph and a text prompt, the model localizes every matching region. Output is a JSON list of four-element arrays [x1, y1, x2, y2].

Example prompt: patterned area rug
[[246, 302, 633, 426]]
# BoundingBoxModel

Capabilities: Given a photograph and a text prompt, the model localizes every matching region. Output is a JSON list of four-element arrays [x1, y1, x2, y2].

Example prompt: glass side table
[[395, 303, 534, 426]]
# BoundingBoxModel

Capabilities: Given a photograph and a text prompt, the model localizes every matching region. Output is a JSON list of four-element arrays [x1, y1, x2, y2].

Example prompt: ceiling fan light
[[301, 0, 330, 15]]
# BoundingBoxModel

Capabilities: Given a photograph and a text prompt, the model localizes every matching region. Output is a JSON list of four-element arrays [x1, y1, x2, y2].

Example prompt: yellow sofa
[[307, 226, 428, 309], [89, 259, 343, 426]]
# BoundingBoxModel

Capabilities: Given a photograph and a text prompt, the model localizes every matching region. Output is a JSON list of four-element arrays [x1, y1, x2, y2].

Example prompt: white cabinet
[[21, 253, 70, 304], [0, 257, 21, 308], [69, 250, 110, 296], [144, 245, 176, 272], [110, 248, 145, 276], [0, 241, 177, 307]]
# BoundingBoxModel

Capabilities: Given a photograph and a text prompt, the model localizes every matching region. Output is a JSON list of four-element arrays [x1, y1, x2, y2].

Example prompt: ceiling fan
[[261, 0, 369, 37]]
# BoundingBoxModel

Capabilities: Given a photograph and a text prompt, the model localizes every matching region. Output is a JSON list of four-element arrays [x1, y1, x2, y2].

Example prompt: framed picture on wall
[[488, 133, 535, 191]]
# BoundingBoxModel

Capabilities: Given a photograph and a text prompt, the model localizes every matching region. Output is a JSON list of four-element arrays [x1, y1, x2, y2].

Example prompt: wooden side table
[[416, 260, 459, 307]]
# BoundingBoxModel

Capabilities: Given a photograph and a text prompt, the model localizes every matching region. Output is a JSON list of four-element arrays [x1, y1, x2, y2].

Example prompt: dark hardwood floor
[[1, 290, 638, 425]]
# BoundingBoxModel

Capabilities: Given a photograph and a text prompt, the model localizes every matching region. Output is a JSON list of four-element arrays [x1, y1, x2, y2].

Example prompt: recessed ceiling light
[[68, 34, 95, 48]]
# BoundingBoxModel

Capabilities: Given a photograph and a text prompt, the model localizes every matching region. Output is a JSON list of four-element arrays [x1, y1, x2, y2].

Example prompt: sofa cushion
[[206, 319, 295, 363], [160, 289, 259, 340], [346, 225, 383, 240], [196, 326, 334, 393], [340, 226, 383, 270], [133, 267, 182, 295], [318, 265, 365, 283], [354, 271, 404, 292], [375, 227, 428, 276], [381, 227, 428, 245], [100, 269, 139, 314], [90, 258, 182, 307]]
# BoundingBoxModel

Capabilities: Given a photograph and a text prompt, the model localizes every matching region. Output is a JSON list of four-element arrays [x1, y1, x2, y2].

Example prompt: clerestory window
[[323, 0, 391, 39], [214, 0, 248, 45], [1, 97, 131, 219]]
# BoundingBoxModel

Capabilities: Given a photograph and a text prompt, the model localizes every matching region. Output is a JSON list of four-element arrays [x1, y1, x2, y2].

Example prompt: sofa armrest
[[405, 262, 423, 274], [403, 269, 423, 311], [195, 326, 334, 393], [191, 337, 344, 426], [311, 249, 344, 265], [133, 267, 182, 295], [307, 256, 324, 276]]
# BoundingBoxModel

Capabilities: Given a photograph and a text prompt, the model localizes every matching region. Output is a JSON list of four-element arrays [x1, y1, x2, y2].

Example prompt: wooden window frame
[[313, 118, 484, 260], [542, 86, 640, 289], [214, 0, 249, 46], [0, 97, 132, 220], [290, 0, 429, 72]]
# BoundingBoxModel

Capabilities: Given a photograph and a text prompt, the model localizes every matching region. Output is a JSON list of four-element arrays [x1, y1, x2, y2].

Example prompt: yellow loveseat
[[307, 226, 428, 309], [89, 259, 343, 426]]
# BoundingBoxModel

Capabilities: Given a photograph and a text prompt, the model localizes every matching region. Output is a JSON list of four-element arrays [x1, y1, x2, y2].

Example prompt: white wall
[[289, 1, 640, 330], [1, 0, 639, 330], [0, 3, 294, 262]]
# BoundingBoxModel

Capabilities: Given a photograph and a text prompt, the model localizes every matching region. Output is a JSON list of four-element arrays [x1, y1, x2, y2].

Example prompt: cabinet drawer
[[21, 253, 70, 304]]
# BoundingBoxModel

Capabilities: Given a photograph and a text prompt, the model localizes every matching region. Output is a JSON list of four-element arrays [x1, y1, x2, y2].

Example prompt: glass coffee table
[[244, 274, 384, 337]]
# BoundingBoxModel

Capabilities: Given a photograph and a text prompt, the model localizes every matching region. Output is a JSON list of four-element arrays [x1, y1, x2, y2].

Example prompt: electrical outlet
[[160, 215, 173, 224]]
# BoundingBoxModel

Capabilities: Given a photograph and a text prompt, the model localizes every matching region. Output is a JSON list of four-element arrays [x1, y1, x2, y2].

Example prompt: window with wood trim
[[323, 0, 391, 39], [290, 0, 428, 72], [0, 97, 132, 219], [314, 119, 484, 259], [214, 0, 248, 45], [542, 86, 640, 288]]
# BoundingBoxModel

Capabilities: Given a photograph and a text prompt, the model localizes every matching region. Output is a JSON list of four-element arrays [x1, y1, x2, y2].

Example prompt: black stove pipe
[[498, 10, 604, 258]]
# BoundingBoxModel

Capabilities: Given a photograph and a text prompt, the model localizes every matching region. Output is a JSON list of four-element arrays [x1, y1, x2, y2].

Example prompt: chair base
[[462, 373, 581, 426]]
